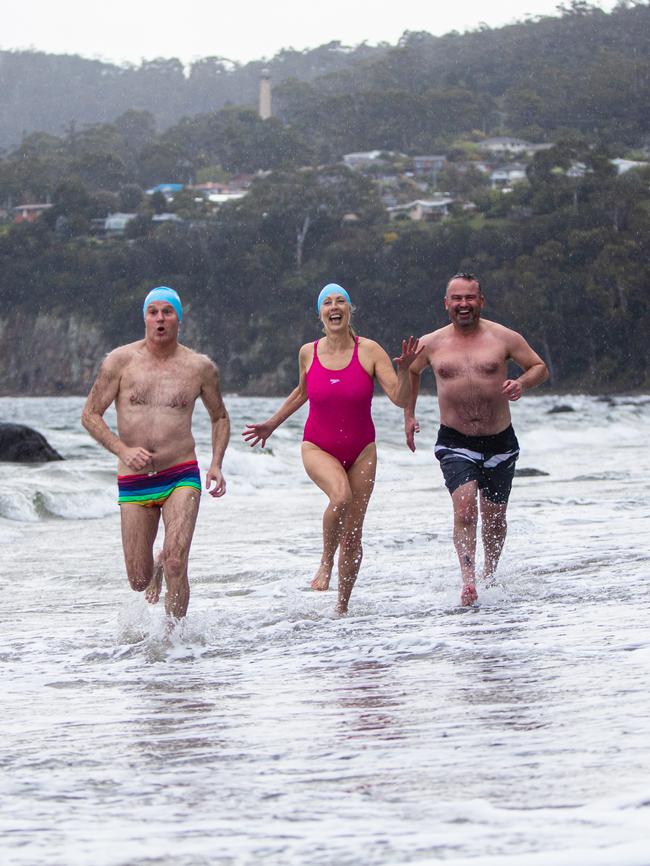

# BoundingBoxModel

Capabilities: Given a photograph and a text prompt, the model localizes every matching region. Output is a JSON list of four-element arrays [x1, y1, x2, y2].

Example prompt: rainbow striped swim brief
[[118, 460, 202, 507]]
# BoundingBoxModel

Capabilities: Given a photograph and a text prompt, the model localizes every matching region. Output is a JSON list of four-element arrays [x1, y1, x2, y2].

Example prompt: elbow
[[81, 409, 92, 431], [541, 363, 550, 384]]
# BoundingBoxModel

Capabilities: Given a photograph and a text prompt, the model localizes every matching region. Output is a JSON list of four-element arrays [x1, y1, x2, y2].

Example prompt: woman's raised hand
[[393, 336, 423, 370]]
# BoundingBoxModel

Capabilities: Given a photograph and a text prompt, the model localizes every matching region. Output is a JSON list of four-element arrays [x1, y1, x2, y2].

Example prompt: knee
[[126, 570, 150, 593], [329, 488, 353, 515], [162, 547, 187, 579], [454, 500, 477, 527]]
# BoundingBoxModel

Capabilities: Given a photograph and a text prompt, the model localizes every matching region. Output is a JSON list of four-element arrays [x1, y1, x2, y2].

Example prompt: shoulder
[[482, 319, 526, 347], [299, 341, 315, 362], [100, 341, 141, 374], [189, 349, 220, 381], [421, 326, 450, 350], [357, 336, 380, 353]]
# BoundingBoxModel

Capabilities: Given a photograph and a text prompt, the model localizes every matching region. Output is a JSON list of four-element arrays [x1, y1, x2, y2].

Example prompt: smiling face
[[319, 292, 351, 334], [444, 277, 484, 330], [144, 301, 180, 343]]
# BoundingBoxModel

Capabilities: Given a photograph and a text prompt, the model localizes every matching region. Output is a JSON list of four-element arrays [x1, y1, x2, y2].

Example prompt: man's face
[[144, 302, 179, 342], [444, 279, 484, 329]]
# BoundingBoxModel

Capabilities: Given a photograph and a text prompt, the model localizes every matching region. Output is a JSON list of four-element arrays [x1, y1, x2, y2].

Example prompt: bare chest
[[119, 367, 198, 411], [433, 350, 505, 382]]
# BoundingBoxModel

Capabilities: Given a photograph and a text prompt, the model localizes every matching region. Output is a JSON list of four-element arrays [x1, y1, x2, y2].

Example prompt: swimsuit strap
[[352, 335, 359, 358]]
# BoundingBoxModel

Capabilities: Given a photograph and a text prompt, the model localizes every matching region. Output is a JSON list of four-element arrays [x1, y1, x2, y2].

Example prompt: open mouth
[[329, 313, 343, 322]]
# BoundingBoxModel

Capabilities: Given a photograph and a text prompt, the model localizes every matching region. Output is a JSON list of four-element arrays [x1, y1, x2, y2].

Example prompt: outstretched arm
[[404, 342, 430, 452], [371, 337, 422, 408], [502, 333, 549, 401], [200, 360, 231, 497], [81, 353, 153, 471], [242, 346, 309, 448]]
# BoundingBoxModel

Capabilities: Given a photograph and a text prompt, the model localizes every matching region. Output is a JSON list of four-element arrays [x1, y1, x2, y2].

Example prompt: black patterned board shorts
[[434, 424, 520, 504]]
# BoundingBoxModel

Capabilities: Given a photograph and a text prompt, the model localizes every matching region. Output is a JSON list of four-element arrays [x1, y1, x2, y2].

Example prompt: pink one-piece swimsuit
[[303, 336, 375, 469]]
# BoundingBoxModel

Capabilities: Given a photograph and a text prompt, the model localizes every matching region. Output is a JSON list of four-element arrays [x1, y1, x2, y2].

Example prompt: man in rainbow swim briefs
[[82, 287, 230, 620], [243, 283, 421, 615]]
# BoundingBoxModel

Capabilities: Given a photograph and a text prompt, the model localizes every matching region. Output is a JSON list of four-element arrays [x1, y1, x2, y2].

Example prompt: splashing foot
[[461, 581, 478, 606], [311, 563, 332, 591]]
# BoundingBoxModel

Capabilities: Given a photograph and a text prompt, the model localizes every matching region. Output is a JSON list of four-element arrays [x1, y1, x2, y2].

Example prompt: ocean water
[[1, 393, 649, 866]]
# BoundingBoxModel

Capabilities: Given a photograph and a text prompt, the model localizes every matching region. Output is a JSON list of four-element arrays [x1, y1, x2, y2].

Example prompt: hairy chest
[[119, 367, 198, 411], [432, 351, 505, 382]]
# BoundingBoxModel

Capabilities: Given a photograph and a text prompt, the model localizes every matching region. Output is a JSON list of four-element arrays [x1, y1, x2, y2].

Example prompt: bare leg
[[336, 445, 376, 615], [145, 551, 164, 604], [450, 481, 479, 606], [302, 443, 353, 591], [160, 487, 201, 620], [120, 503, 161, 593], [479, 494, 508, 584]]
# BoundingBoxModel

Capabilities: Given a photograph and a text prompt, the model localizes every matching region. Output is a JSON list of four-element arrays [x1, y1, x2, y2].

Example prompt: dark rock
[[0, 423, 64, 462], [515, 467, 549, 477], [547, 404, 575, 414]]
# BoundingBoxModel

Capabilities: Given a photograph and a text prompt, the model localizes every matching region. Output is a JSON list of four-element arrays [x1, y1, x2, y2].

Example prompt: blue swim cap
[[143, 286, 183, 322], [317, 283, 351, 312]]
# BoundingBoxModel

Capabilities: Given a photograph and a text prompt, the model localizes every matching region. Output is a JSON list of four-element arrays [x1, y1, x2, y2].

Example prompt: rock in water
[[0, 423, 64, 462]]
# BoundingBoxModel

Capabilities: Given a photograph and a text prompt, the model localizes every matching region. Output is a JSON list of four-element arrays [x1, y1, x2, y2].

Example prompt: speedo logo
[[330, 378, 340, 384]]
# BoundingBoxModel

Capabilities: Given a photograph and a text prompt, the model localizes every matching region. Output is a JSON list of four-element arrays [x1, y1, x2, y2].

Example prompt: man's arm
[[200, 359, 231, 498], [502, 332, 549, 401], [404, 340, 431, 451], [81, 353, 153, 470]]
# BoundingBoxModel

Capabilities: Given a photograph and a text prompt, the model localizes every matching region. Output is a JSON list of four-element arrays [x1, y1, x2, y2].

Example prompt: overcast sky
[[3, 0, 616, 66]]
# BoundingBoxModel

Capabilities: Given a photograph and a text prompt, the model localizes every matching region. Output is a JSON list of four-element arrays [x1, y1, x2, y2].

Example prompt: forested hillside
[[1, 2, 649, 395]]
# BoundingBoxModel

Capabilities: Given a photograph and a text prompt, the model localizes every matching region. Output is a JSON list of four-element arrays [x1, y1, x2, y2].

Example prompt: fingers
[[206, 473, 227, 497]]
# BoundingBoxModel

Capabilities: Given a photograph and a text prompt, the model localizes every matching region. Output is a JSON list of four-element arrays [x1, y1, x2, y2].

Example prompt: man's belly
[[438, 384, 511, 436], [117, 416, 197, 474]]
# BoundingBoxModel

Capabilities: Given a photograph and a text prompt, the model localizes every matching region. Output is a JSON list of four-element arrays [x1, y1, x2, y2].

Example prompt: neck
[[145, 337, 179, 359], [323, 330, 354, 351]]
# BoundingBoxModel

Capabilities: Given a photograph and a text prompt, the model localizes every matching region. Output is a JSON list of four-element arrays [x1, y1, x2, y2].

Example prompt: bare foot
[[335, 601, 348, 616], [145, 554, 164, 604], [481, 571, 497, 588], [461, 582, 478, 606], [311, 563, 332, 591]]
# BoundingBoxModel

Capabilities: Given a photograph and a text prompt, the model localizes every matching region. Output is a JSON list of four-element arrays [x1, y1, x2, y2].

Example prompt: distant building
[[611, 157, 649, 174], [259, 69, 272, 120], [146, 183, 184, 200], [343, 151, 384, 169], [413, 155, 447, 179], [105, 212, 138, 235], [490, 163, 528, 188], [13, 203, 53, 223], [387, 198, 455, 222], [479, 138, 553, 157]]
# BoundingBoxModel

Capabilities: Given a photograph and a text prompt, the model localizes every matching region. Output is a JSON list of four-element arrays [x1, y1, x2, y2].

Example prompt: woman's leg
[[337, 444, 377, 614], [301, 443, 353, 590]]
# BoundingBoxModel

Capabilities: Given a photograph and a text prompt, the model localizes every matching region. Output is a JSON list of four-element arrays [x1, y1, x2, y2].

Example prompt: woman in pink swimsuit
[[243, 284, 420, 614]]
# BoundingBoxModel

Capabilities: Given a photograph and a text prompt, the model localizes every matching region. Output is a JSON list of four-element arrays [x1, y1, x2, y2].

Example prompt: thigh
[[301, 442, 352, 501], [120, 503, 161, 568], [478, 459, 516, 505], [161, 486, 201, 560], [345, 443, 377, 524]]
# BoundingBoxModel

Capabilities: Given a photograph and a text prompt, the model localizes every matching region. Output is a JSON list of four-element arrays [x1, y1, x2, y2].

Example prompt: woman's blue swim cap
[[317, 284, 351, 312], [143, 286, 183, 322]]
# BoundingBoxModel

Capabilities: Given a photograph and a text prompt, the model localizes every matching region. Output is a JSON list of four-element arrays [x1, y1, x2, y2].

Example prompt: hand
[[393, 336, 423, 371], [242, 421, 274, 448], [405, 415, 420, 452], [502, 379, 523, 401], [120, 446, 154, 471], [206, 466, 226, 498]]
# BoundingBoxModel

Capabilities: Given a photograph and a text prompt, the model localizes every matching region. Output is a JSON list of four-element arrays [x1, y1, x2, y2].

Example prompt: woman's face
[[319, 293, 351, 334]]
